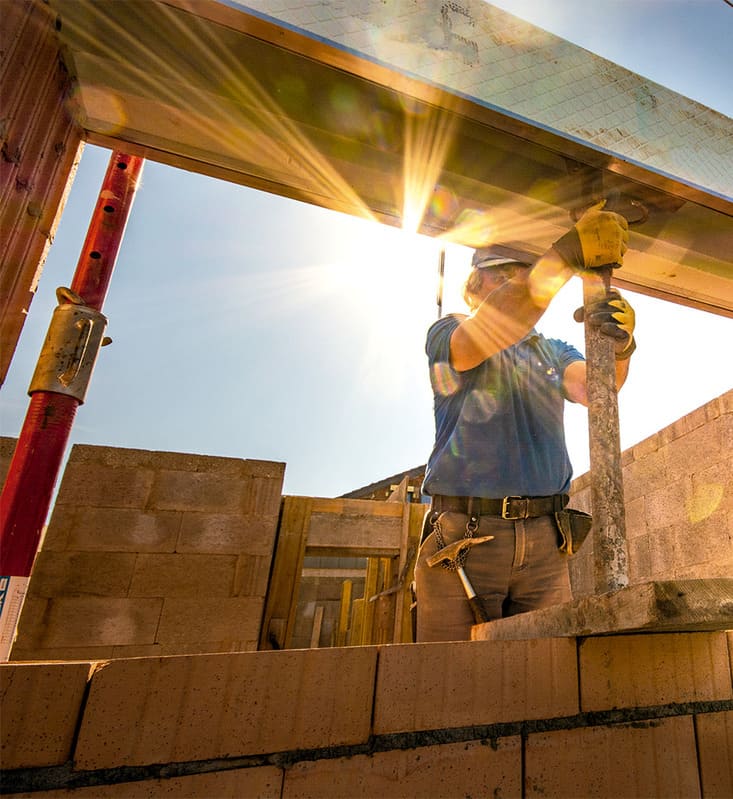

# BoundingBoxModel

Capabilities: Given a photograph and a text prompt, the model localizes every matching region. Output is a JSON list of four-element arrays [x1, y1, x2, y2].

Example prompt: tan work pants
[[414, 511, 572, 642]]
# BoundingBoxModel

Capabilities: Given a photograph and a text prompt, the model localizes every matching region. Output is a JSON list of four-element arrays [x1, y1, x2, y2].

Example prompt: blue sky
[[2, 0, 732, 498]]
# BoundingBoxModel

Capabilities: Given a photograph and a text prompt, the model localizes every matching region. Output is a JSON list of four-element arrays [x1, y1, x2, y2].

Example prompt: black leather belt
[[431, 494, 568, 520]]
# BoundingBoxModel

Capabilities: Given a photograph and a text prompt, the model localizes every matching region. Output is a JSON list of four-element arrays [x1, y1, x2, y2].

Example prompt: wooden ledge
[[471, 579, 733, 641]]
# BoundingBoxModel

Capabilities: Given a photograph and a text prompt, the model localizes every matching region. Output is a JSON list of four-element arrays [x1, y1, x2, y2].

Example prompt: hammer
[[427, 535, 494, 624]]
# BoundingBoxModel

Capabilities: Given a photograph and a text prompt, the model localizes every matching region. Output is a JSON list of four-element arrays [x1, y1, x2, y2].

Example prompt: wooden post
[[583, 268, 629, 594], [335, 580, 353, 647]]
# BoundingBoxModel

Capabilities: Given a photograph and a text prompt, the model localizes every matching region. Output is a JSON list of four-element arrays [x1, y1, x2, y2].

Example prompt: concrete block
[[13, 597, 162, 650], [155, 597, 263, 645], [645, 478, 688, 532], [234, 554, 272, 597], [627, 535, 651, 583], [36, 505, 75, 551], [0, 662, 93, 768], [647, 525, 679, 577], [240, 475, 285, 517], [3, 766, 284, 797], [623, 452, 669, 503], [55, 462, 155, 509], [129, 554, 237, 597], [74, 647, 377, 769], [374, 638, 578, 734], [11, 596, 50, 651], [691, 464, 732, 517], [629, 431, 662, 462], [580, 632, 733, 712], [27, 551, 136, 597], [177, 512, 277, 555], [66, 507, 181, 552], [624, 495, 648, 539], [675, 511, 732, 572], [526, 716, 699, 798], [696, 710, 733, 798], [283, 738, 522, 798], [150, 470, 247, 513]]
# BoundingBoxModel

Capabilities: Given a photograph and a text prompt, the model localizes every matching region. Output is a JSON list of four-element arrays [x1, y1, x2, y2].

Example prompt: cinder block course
[[74, 647, 377, 769], [580, 632, 733, 712], [525, 715, 699, 798], [696, 710, 733, 798], [282, 738, 521, 798], [176, 512, 277, 555], [149, 470, 247, 513], [129, 554, 237, 597], [28, 551, 136, 597], [1, 662, 93, 768], [66, 507, 182, 553], [155, 597, 262, 645], [374, 638, 578, 734], [55, 462, 155, 509], [13, 597, 163, 650]]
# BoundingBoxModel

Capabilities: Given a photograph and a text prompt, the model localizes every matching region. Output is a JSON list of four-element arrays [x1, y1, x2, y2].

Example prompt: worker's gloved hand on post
[[552, 200, 629, 270], [574, 289, 637, 359]]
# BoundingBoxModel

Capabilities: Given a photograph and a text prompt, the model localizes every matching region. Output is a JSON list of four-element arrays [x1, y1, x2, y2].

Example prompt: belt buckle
[[501, 496, 525, 520]]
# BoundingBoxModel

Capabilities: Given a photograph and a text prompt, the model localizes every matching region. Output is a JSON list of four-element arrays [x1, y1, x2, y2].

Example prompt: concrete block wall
[[9, 444, 285, 660], [2, 631, 732, 797], [568, 389, 732, 597]]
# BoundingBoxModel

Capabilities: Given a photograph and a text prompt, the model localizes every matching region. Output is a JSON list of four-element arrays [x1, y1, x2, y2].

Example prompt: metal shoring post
[[0, 152, 144, 660], [582, 266, 629, 594]]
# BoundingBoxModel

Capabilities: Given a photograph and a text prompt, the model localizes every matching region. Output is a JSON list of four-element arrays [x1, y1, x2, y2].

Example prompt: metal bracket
[[28, 288, 109, 404]]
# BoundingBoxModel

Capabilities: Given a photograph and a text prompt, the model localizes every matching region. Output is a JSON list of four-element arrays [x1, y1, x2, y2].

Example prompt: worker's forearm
[[451, 250, 574, 371]]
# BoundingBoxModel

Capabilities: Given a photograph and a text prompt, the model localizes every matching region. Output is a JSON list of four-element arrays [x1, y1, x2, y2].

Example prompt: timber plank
[[306, 511, 402, 556], [472, 579, 733, 642], [259, 496, 312, 650]]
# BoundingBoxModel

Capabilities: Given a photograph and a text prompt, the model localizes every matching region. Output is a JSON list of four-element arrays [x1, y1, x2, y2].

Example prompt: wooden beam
[[471, 579, 733, 641]]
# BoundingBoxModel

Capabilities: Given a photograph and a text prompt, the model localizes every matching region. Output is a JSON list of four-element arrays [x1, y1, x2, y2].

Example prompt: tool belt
[[554, 508, 592, 555], [430, 493, 569, 520]]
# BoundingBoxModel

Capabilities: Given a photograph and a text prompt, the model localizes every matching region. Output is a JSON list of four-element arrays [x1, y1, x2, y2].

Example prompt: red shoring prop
[[0, 152, 143, 656]]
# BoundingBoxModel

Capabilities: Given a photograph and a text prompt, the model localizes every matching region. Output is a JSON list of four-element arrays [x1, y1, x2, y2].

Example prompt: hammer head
[[426, 534, 494, 568]]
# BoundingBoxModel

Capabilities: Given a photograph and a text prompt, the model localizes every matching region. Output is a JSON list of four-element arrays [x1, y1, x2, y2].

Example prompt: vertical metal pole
[[0, 152, 143, 660], [583, 267, 629, 594]]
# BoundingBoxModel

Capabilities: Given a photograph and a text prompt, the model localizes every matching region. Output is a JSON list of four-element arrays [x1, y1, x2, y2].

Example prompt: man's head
[[463, 246, 535, 310]]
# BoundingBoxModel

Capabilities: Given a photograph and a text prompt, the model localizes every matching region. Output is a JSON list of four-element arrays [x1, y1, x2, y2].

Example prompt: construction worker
[[415, 202, 636, 642]]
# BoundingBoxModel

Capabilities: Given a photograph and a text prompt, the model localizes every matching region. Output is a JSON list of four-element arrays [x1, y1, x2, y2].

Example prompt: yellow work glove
[[573, 289, 637, 360], [553, 201, 629, 270]]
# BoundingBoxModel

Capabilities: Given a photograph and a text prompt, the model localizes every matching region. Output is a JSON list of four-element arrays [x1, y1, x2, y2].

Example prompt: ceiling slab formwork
[[49, 0, 733, 316]]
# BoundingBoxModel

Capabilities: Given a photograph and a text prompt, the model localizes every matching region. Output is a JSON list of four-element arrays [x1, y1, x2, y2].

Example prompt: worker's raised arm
[[450, 202, 629, 373], [449, 250, 573, 372]]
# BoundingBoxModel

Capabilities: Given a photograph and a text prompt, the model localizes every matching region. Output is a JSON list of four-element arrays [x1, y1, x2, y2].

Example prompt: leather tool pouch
[[555, 509, 592, 555]]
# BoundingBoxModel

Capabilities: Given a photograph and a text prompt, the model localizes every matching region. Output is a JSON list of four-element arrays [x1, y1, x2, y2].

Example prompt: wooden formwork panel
[[261, 495, 424, 650]]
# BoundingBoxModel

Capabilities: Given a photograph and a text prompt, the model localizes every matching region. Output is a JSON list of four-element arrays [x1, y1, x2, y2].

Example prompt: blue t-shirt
[[422, 314, 584, 498]]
